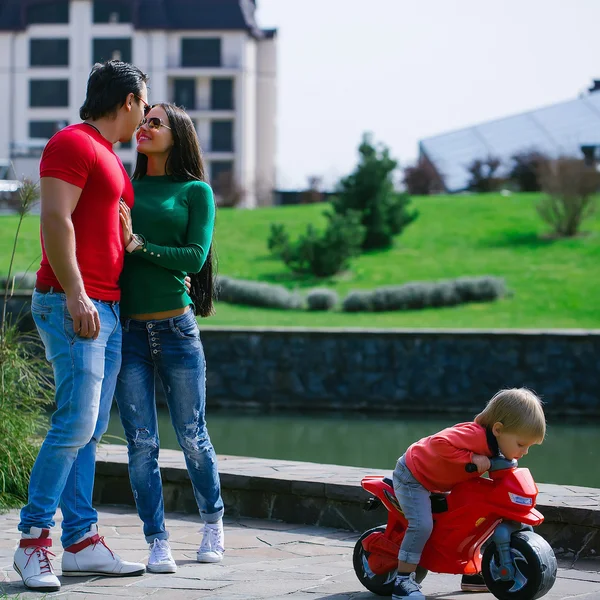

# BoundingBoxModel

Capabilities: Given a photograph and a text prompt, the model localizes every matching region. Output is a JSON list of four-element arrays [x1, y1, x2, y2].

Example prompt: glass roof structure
[[419, 92, 600, 192]]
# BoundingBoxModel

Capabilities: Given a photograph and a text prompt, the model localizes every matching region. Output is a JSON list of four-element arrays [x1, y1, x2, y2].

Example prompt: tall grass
[[0, 179, 53, 510], [0, 328, 53, 510]]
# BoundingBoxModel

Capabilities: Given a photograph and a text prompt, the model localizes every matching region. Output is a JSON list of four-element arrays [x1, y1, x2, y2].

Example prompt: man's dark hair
[[80, 60, 149, 120]]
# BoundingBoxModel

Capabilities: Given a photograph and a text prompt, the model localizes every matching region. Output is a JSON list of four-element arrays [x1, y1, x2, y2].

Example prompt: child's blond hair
[[474, 388, 546, 443]]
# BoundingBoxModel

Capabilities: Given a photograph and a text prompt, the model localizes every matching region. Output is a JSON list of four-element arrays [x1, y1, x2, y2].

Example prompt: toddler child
[[392, 388, 546, 599]]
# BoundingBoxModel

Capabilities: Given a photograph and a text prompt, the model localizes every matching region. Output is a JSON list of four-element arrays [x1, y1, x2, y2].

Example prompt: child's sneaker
[[392, 572, 425, 599], [461, 572, 488, 592]]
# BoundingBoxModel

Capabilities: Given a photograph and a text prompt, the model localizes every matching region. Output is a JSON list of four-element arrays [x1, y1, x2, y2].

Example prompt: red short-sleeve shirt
[[36, 124, 134, 301]]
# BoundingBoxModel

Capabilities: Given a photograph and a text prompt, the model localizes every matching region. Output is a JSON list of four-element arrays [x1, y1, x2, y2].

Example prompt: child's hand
[[472, 454, 491, 474]]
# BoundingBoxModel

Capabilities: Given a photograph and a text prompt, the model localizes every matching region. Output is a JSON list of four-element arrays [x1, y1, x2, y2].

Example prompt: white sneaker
[[196, 521, 224, 563], [13, 527, 60, 592], [62, 524, 145, 577], [147, 539, 177, 573]]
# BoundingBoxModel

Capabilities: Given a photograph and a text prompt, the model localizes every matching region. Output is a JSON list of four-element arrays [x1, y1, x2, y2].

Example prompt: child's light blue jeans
[[393, 454, 433, 564]]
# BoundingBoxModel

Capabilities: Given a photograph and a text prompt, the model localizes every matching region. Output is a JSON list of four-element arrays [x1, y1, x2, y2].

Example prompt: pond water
[[103, 408, 598, 489]]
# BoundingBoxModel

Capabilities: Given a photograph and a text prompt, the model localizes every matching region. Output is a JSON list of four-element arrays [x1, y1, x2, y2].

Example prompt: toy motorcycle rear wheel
[[353, 526, 428, 596], [482, 530, 557, 600]]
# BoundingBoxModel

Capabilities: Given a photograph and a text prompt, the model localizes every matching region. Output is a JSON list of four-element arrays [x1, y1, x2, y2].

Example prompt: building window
[[29, 121, 67, 140], [93, 1, 132, 23], [211, 78, 233, 110], [181, 38, 221, 68], [30, 39, 69, 67], [210, 121, 233, 152], [30, 80, 69, 108], [93, 39, 132, 64], [27, 1, 69, 24], [173, 79, 196, 109], [210, 161, 234, 193]]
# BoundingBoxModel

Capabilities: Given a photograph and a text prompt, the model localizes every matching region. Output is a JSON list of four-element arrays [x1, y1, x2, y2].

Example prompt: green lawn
[[2, 193, 599, 328]]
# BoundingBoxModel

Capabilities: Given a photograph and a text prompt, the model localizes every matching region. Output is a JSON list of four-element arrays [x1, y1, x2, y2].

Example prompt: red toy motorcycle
[[353, 457, 557, 600]]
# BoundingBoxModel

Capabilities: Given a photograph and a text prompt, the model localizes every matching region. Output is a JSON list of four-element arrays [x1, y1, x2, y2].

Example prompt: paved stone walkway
[[1, 507, 600, 599]]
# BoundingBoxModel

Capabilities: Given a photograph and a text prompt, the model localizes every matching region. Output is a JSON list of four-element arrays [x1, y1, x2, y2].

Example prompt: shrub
[[342, 290, 374, 313], [342, 276, 507, 312], [453, 276, 507, 303], [306, 288, 338, 311], [299, 176, 324, 204], [403, 158, 444, 195], [466, 156, 503, 193], [214, 170, 245, 208], [273, 210, 366, 278], [267, 223, 290, 258], [429, 280, 460, 307], [509, 150, 548, 192], [371, 282, 436, 311], [537, 157, 600, 237], [216, 276, 303, 310], [332, 133, 418, 250]]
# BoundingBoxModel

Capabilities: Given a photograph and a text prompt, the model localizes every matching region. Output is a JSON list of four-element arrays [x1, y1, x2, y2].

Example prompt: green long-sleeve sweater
[[119, 175, 215, 316]]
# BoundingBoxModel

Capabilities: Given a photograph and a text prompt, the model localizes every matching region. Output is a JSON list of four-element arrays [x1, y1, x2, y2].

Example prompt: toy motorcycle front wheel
[[482, 530, 557, 600], [353, 526, 428, 596]]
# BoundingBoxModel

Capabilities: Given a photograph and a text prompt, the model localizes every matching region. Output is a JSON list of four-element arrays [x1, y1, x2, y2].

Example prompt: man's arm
[[40, 177, 100, 339]]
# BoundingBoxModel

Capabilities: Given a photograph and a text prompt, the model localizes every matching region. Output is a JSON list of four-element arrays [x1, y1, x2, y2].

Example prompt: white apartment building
[[0, 0, 277, 207]]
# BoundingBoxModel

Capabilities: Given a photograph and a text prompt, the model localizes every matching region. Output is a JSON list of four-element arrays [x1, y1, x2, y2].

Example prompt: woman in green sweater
[[115, 103, 224, 574]]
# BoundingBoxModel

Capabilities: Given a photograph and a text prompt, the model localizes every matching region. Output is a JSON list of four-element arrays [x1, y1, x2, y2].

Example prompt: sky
[[255, 0, 600, 190]]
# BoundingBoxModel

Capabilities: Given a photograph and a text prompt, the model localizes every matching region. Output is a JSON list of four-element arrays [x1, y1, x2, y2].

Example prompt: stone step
[[95, 444, 600, 559]]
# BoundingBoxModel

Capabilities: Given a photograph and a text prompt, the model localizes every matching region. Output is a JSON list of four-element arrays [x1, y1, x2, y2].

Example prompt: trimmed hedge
[[214, 275, 507, 313], [216, 276, 303, 310], [342, 276, 507, 313], [306, 288, 338, 311], [341, 290, 374, 313]]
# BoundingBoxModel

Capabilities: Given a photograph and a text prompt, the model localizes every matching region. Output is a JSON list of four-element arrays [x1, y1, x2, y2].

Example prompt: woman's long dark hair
[[132, 103, 216, 317]]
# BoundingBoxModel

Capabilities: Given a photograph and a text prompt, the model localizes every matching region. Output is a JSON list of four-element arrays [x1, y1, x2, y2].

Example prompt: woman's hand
[[119, 199, 133, 247], [185, 275, 192, 293]]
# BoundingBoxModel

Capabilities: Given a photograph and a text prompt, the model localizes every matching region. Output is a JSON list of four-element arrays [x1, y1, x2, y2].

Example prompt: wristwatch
[[126, 233, 145, 253]]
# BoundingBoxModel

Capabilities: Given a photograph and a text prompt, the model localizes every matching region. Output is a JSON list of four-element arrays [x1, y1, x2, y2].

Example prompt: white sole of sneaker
[[147, 563, 178, 574], [196, 554, 223, 563], [13, 562, 61, 592], [61, 568, 146, 577]]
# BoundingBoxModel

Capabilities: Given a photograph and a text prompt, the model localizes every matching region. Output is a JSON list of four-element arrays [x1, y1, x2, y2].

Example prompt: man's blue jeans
[[18, 290, 121, 547], [115, 309, 224, 543]]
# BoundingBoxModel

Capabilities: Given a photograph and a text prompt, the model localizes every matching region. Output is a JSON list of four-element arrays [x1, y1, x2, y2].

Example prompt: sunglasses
[[138, 116, 172, 131], [135, 94, 151, 116]]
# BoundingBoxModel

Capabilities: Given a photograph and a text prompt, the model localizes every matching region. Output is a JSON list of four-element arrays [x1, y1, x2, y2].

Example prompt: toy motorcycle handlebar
[[465, 456, 518, 473]]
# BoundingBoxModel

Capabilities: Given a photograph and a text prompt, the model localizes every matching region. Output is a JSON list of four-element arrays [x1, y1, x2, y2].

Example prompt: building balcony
[[202, 148, 235, 159], [186, 104, 235, 118], [167, 54, 241, 69]]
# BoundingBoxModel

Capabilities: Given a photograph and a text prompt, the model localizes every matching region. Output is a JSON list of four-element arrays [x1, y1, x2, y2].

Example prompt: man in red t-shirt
[[14, 61, 151, 592]]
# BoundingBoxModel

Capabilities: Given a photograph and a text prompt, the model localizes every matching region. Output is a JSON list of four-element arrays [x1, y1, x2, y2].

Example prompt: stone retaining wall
[[8, 300, 599, 415], [199, 328, 599, 416]]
